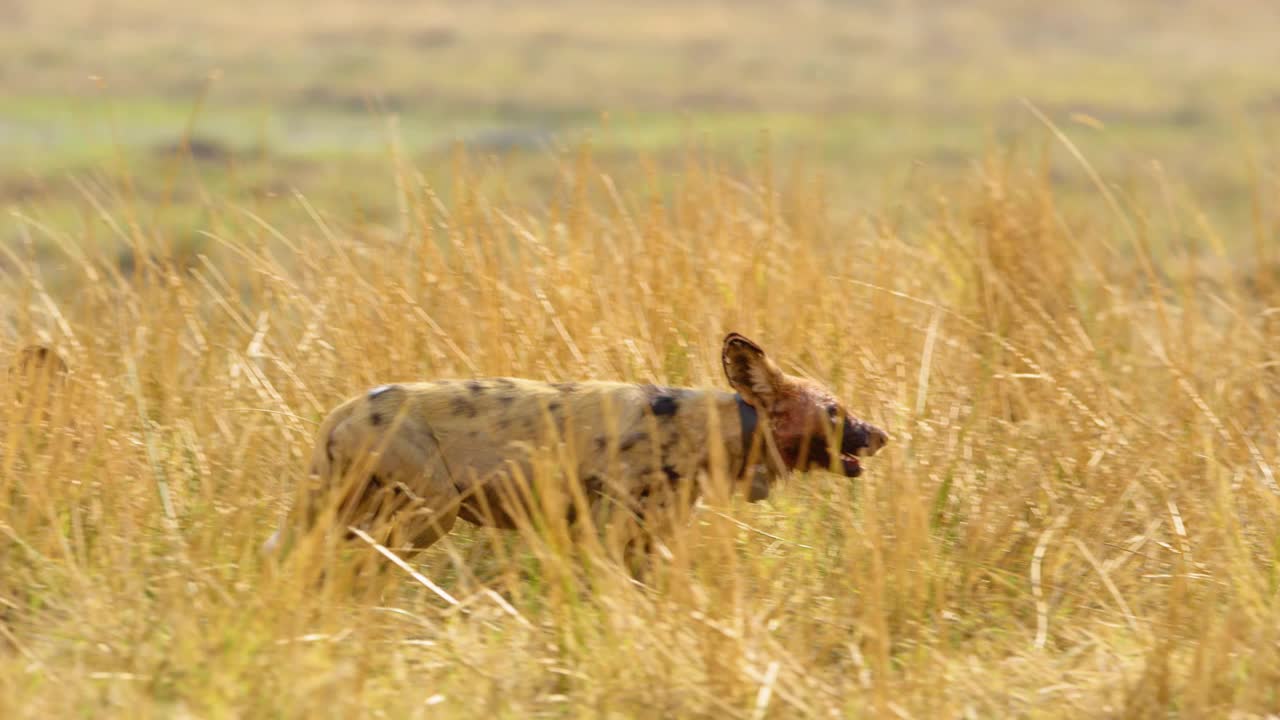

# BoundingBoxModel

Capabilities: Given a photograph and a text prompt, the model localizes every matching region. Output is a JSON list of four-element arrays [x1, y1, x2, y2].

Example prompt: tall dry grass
[[1, 137, 1278, 718]]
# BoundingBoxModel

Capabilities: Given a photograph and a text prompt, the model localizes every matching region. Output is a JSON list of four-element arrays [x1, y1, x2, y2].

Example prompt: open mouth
[[839, 453, 862, 477]]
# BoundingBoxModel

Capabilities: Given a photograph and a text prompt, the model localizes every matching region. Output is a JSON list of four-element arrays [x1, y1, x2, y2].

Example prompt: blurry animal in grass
[[4, 345, 70, 429], [263, 333, 889, 573]]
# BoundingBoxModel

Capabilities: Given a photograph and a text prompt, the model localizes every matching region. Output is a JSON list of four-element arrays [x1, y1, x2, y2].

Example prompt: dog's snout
[[863, 425, 889, 457], [841, 419, 890, 458]]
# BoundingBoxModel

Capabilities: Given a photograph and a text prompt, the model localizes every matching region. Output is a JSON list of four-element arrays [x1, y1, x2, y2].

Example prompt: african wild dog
[[264, 333, 888, 567]]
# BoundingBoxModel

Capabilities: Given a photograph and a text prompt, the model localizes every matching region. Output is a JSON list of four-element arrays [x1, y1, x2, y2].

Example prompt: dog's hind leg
[[271, 389, 462, 563], [332, 398, 462, 557]]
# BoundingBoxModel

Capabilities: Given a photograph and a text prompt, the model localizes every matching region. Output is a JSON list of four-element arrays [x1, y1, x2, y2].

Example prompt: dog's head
[[722, 333, 887, 480]]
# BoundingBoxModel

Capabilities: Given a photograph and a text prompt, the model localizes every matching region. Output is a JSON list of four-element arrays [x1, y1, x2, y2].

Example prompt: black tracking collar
[[735, 394, 760, 479]]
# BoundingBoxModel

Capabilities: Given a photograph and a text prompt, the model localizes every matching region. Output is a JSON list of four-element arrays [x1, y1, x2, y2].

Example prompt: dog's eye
[[826, 404, 840, 419]]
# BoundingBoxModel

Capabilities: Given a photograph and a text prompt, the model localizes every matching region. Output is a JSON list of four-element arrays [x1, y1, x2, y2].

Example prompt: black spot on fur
[[620, 432, 647, 452], [369, 412, 383, 426], [626, 535, 653, 557], [548, 401, 562, 413], [451, 397, 477, 417], [650, 394, 679, 417], [368, 384, 399, 399], [662, 465, 681, 484], [466, 380, 486, 394], [326, 436, 336, 464], [369, 474, 383, 489]]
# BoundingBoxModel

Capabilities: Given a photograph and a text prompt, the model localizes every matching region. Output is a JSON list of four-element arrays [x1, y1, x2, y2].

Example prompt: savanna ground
[[2, 0, 1280, 717]]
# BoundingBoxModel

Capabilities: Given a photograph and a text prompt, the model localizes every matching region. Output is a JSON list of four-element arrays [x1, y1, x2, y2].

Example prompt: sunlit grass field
[[3, 1, 1280, 717], [5, 136, 1279, 717]]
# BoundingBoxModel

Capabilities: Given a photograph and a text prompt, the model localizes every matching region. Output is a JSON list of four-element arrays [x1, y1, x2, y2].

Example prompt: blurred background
[[2, 0, 1278, 264]]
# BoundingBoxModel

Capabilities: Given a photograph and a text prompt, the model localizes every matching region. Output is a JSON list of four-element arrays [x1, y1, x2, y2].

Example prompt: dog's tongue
[[840, 454, 862, 477]]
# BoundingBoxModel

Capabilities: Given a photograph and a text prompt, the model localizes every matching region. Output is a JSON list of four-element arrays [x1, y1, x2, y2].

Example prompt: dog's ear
[[722, 333, 786, 410]]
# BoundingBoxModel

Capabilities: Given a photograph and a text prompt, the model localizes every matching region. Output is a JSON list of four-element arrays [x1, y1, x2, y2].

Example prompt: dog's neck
[[733, 394, 759, 479], [728, 393, 781, 502]]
